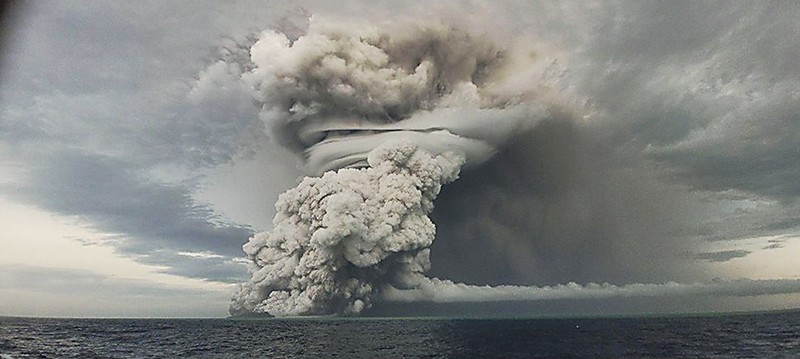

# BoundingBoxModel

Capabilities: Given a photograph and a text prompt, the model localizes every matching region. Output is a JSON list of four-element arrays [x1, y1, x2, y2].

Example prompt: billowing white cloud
[[232, 142, 463, 316]]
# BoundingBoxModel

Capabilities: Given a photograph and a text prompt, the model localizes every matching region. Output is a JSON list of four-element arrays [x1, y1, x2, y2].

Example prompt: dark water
[[1, 310, 799, 358]]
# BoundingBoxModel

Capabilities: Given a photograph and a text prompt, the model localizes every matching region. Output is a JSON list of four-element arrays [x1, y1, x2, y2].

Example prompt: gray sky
[[1, 1, 799, 317]]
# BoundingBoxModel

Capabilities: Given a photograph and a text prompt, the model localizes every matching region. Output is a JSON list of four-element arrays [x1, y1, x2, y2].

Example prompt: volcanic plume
[[228, 18, 561, 316]]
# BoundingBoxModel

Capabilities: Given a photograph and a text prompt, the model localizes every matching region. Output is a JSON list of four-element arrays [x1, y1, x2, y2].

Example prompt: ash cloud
[[229, 17, 564, 174], [427, 119, 703, 286], [227, 18, 565, 316], [230, 9, 800, 297], [231, 143, 462, 316], [225, 11, 800, 316]]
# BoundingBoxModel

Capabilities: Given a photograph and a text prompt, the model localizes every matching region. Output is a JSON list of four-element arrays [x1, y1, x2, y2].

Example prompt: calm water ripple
[[1, 310, 799, 358]]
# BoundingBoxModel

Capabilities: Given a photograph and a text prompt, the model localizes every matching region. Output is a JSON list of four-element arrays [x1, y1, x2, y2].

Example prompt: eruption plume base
[[230, 142, 463, 316]]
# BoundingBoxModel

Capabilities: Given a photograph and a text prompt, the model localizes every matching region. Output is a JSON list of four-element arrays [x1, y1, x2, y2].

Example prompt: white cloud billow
[[227, 18, 564, 316], [230, 143, 463, 316]]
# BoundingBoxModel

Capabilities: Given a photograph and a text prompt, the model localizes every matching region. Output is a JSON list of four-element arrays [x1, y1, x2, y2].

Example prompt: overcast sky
[[1, 1, 799, 318]]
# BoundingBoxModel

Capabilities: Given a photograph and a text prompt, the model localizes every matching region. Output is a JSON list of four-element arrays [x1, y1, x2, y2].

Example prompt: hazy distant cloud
[[0, 2, 284, 170], [758, 218, 800, 233], [763, 240, 785, 250], [761, 235, 800, 251], [696, 250, 751, 263], [4, 150, 252, 282], [145, 251, 248, 284], [573, 2, 800, 203], [0, 2, 304, 284], [0, 264, 230, 317], [0, 264, 213, 297]]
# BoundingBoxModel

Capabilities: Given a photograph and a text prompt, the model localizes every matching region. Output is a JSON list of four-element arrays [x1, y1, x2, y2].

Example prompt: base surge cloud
[[384, 277, 800, 303]]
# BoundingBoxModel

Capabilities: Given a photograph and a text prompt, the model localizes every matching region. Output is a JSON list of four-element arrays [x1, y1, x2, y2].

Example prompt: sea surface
[[1, 310, 799, 358]]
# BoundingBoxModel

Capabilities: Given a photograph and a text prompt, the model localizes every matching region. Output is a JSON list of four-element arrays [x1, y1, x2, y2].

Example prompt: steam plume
[[229, 17, 561, 316]]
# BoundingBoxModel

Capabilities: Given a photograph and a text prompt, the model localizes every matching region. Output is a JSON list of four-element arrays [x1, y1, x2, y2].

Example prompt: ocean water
[[1, 310, 799, 358]]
